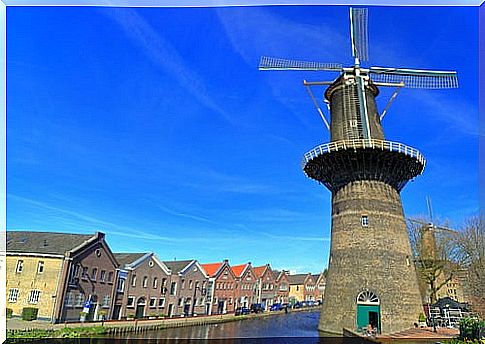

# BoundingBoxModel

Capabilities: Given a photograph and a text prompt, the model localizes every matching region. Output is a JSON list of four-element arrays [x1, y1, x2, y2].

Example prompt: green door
[[356, 304, 380, 332]]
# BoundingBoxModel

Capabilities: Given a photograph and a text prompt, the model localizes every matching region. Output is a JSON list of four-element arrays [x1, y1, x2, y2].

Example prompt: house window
[[8, 288, 19, 303], [100, 270, 106, 282], [178, 298, 183, 306], [143, 276, 148, 288], [361, 215, 369, 227], [75, 293, 84, 307], [102, 295, 111, 308], [131, 275, 137, 287], [181, 279, 185, 289], [91, 268, 98, 281], [127, 296, 135, 307], [107, 271, 114, 283], [189, 280, 193, 289], [117, 278, 125, 292], [149, 298, 157, 308], [170, 282, 177, 295], [16, 260, 23, 273], [37, 261, 45, 274], [153, 277, 158, 289], [69, 264, 80, 283], [158, 298, 165, 308], [65, 292, 74, 307], [82, 267, 89, 279], [28, 290, 41, 304]]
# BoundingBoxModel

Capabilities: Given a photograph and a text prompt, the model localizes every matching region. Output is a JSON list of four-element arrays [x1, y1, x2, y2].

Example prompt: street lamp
[[191, 286, 207, 317]]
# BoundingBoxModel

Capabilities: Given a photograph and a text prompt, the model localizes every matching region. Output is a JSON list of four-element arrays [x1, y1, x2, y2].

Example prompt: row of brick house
[[6, 231, 326, 323]]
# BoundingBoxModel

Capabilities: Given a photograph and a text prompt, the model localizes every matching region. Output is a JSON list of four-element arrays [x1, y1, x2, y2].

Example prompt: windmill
[[259, 8, 458, 142], [259, 8, 459, 335], [408, 197, 459, 304]]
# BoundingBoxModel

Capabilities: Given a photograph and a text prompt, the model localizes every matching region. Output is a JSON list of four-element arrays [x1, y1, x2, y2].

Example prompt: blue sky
[[6, 6, 478, 273]]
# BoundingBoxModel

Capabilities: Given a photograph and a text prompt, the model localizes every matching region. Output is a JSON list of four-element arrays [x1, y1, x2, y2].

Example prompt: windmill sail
[[350, 8, 369, 62], [259, 56, 342, 71], [369, 67, 458, 89]]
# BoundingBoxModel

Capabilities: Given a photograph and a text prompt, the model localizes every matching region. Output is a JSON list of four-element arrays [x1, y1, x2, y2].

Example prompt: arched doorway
[[135, 297, 146, 319], [356, 290, 381, 333]]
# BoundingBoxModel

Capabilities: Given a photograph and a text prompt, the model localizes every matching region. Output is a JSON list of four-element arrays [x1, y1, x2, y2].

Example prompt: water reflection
[[112, 311, 321, 340]]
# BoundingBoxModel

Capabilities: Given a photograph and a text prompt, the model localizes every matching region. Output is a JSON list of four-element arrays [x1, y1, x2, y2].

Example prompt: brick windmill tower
[[259, 8, 458, 335]]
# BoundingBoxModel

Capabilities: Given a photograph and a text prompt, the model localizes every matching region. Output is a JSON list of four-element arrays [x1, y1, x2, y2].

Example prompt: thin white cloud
[[104, 8, 234, 125], [155, 203, 216, 224], [7, 194, 210, 243]]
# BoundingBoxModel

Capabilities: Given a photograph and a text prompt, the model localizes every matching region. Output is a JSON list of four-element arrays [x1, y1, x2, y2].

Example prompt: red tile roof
[[201, 262, 223, 277], [231, 264, 248, 277], [253, 265, 268, 278]]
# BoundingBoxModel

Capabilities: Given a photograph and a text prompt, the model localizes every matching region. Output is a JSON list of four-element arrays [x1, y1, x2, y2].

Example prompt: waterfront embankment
[[7, 307, 318, 338]]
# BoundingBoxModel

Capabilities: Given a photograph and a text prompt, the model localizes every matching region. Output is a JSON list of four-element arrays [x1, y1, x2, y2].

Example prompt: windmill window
[[361, 215, 369, 227], [357, 290, 379, 305]]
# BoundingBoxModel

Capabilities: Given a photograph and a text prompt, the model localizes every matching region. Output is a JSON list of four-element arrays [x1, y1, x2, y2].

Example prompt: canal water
[[112, 310, 321, 340]]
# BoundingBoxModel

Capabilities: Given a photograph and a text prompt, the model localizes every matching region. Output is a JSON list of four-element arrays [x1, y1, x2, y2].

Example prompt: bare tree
[[407, 218, 457, 304], [451, 215, 485, 316]]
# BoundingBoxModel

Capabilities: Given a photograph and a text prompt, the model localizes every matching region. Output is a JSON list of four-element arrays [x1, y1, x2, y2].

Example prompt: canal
[[110, 310, 321, 340]]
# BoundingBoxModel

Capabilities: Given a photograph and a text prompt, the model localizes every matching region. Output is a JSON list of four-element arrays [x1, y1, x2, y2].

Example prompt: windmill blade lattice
[[369, 67, 458, 89], [350, 8, 369, 62], [259, 56, 343, 71]]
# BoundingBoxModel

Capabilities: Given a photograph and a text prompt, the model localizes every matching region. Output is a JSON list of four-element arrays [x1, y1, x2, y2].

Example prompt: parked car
[[270, 303, 282, 311], [235, 307, 250, 316], [250, 304, 265, 313]]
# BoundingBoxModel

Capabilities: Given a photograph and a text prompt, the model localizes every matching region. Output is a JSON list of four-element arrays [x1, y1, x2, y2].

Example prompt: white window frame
[[102, 295, 111, 308], [16, 260, 23, 273], [131, 275, 137, 287], [170, 282, 177, 295], [158, 297, 165, 308], [117, 277, 125, 293], [127, 296, 135, 307], [149, 297, 157, 308], [28, 289, 41, 304], [8, 288, 19, 303], [75, 293, 84, 307], [65, 291, 74, 307], [361, 215, 369, 227], [100, 270, 106, 282], [37, 261, 45, 274]]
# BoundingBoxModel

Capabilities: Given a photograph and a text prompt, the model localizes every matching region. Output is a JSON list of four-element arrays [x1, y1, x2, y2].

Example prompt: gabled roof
[[115, 252, 170, 274], [253, 264, 272, 278], [275, 270, 289, 282], [163, 260, 193, 274], [7, 231, 96, 256], [231, 263, 249, 278], [201, 262, 223, 277], [114, 253, 146, 267], [288, 273, 309, 285]]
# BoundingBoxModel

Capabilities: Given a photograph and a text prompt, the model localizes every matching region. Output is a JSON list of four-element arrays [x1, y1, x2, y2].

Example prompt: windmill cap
[[324, 73, 379, 101]]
